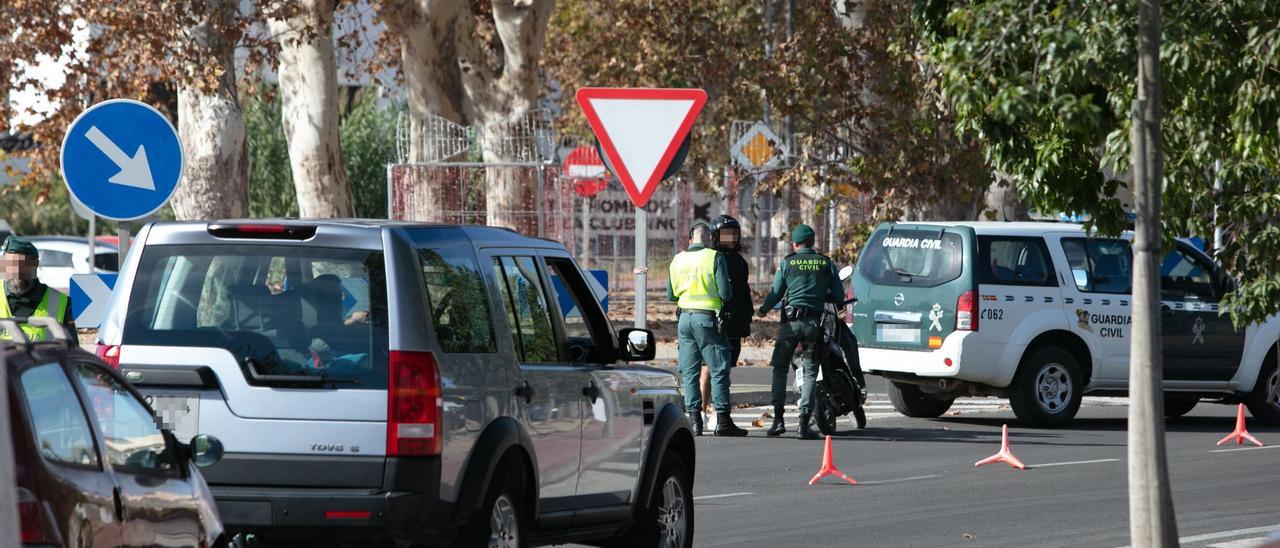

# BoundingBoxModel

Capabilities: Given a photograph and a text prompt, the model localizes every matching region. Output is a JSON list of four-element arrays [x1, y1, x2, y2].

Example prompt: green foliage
[[340, 91, 400, 219], [244, 88, 300, 218], [922, 0, 1280, 325], [0, 182, 90, 236]]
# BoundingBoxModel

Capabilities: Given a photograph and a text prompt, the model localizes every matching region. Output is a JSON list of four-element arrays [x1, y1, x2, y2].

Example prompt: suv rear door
[[851, 224, 976, 351]]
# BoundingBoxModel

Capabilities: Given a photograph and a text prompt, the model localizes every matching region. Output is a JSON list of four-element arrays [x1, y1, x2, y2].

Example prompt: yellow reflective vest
[[0, 286, 70, 342], [668, 247, 723, 312]]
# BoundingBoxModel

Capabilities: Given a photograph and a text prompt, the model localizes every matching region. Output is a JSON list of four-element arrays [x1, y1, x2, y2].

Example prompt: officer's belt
[[681, 309, 717, 316], [784, 306, 822, 321]]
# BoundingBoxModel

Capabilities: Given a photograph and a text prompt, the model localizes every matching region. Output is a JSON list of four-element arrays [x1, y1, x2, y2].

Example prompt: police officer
[[668, 223, 748, 437], [756, 224, 843, 439], [0, 236, 75, 340]]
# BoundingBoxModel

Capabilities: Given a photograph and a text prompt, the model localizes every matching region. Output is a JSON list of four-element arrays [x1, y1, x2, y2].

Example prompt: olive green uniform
[[758, 247, 843, 415], [666, 244, 734, 413]]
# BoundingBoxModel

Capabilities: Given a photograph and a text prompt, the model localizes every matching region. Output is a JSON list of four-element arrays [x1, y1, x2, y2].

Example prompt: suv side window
[[492, 256, 560, 363], [419, 247, 496, 353], [545, 258, 613, 362], [18, 363, 100, 467], [1160, 247, 1215, 301], [978, 236, 1056, 286], [1061, 238, 1132, 294], [73, 364, 177, 474]]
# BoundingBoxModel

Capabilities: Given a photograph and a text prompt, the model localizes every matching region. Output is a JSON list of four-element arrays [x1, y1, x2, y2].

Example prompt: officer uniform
[[667, 227, 747, 436], [0, 236, 75, 341], [758, 224, 843, 439]]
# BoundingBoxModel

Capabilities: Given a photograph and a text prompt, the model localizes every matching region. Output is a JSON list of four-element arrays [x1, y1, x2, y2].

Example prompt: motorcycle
[[799, 265, 868, 434]]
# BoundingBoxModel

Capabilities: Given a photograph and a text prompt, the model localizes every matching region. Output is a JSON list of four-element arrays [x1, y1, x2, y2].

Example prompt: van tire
[[1009, 346, 1082, 427], [608, 452, 694, 548], [460, 463, 528, 548], [1245, 348, 1280, 426], [1164, 396, 1199, 418], [887, 381, 953, 418]]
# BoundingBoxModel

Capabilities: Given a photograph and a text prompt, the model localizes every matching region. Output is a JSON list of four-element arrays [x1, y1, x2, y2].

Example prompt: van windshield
[[122, 245, 389, 389], [858, 228, 964, 287]]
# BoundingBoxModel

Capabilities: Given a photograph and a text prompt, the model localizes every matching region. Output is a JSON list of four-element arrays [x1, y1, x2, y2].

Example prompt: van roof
[[887, 221, 1121, 237]]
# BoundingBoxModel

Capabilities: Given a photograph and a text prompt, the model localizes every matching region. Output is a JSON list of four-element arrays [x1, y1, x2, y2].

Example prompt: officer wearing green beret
[[756, 224, 844, 439], [667, 222, 748, 437], [0, 236, 75, 341]]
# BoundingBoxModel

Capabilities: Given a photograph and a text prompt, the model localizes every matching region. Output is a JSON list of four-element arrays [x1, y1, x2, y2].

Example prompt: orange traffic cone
[[808, 435, 857, 485], [975, 424, 1026, 469], [1216, 404, 1264, 447]]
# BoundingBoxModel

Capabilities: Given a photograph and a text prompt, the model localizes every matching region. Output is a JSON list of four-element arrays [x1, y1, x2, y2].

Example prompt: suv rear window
[[858, 228, 964, 287], [123, 244, 389, 389]]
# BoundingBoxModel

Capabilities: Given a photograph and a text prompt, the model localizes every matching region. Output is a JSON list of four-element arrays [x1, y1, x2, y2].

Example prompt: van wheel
[[1245, 348, 1280, 426], [887, 381, 954, 418], [461, 465, 527, 548], [609, 452, 694, 548], [1164, 396, 1199, 418], [1010, 347, 1083, 427]]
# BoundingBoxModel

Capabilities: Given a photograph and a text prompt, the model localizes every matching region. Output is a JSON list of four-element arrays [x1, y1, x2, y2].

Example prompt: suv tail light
[[207, 223, 317, 240], [956, 290, 977, 331], [387, 351, 442, 457], [18, 489, 49, 544], [95, 344, 121, 369]]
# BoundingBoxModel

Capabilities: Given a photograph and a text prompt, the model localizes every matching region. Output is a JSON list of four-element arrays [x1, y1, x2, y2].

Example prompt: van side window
[[1160, 247, 1215, 301], [1061, 238, 1132, 294], [492, 256, 560, 363], [419, 248, 496, 353], [19, 363, 100, 467], [978, 237, 1055, 286], [545, 258, 613, 362]]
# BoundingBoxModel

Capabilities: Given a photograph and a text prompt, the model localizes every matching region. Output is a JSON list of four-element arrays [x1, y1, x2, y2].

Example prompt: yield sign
[[575, 88, 707, 208]]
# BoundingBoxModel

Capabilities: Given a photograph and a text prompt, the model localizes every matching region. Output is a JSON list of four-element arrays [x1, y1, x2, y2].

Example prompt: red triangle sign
[[576, 88, 707, 208]]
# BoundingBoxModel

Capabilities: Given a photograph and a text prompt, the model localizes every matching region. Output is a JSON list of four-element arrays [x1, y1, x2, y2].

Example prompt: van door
[[851, 224, 975, 351], [1052, 237, 1134, 382], [1159, 244, 1244, 381], [543, 254, 642, 512], [486, 252, 589, 515], [975, 235, 1063, 348]]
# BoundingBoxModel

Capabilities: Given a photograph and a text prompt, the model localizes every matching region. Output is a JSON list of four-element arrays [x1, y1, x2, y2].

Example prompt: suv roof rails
[[0, 316, 73, 351]]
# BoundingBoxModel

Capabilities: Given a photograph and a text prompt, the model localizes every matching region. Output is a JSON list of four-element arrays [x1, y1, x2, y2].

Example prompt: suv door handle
[[513, 381, 534, 404], [583, 380, 601, 404]]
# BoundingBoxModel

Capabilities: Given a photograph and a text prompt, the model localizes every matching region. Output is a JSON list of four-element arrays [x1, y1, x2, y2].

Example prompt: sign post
[[576, 87, 707, 330]]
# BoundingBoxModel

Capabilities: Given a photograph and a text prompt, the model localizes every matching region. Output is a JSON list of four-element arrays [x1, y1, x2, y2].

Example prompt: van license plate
[[146, 393, 200, 442], [876, 324, 920, 344]]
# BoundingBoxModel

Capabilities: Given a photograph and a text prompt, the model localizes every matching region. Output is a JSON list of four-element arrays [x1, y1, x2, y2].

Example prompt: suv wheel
[[1010, 346, 1083, 427], [462, 465, 527, 548], [1164, 396, 1199, 418], [1245, 348, 1280, 426], [887, 381, 954, 418], [610, 452, 694, 548]]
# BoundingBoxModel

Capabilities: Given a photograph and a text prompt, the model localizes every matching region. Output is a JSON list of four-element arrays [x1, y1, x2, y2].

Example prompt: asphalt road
[[676, 370, 1280, 548]]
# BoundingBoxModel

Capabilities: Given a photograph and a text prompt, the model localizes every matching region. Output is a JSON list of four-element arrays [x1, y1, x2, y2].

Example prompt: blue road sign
[[551, 270, 609, 317], [60, 99, 184, 221], [70, 273, 118, 329]]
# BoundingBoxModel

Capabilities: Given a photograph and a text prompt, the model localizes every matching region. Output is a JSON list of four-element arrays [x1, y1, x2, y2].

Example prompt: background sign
[[70, 273, 117, 329]]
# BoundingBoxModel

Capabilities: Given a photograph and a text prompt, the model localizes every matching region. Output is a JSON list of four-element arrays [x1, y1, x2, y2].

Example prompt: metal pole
[[118, 227, 131, 268], [635, 206, 647, 329], [86, 216, 96, 274], [1212, 159, 1223, 256], [763, 0, 773, 126], [385, 163, 394, 220], [581, 196, 591, 265]]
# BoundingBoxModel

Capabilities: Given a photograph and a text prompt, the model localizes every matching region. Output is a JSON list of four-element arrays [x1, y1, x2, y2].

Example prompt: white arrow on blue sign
[[551, 270, 609, 318], [60, 99, 184, 221], [70, 273, 118, 329]]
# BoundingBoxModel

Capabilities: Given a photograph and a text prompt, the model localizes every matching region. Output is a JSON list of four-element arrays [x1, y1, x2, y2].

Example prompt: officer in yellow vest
[[667, 223, 747, 437], [0, 236, 74, 341]]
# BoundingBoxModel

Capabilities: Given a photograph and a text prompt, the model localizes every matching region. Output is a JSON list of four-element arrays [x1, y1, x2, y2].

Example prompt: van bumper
[[212, 457, 456, 544], [861, 331, 1007, 387]]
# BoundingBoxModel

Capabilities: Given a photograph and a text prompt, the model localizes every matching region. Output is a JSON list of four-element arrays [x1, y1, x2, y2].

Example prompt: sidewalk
[[651, 344, 796, 406]]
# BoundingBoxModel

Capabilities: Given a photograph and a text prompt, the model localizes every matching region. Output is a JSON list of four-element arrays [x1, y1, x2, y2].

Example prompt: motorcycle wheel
[[814, 385, 838, 436], [853, 405, 867, 429]]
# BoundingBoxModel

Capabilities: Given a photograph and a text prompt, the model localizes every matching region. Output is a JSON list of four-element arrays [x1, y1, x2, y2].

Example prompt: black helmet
[[710, 215, 742, 250]]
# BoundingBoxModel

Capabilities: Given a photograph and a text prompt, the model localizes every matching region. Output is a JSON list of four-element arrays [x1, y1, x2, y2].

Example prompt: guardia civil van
[[849, 221, 1280, 427]]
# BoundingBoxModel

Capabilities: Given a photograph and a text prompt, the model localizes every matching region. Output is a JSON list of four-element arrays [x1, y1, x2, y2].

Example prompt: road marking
[[1029, 458, 1120, 468], [1208, 538, 1267, 548], [856, 474, 941, 486], [1210, 444, 1280, 453], [693, 492, 753, 501], [1179, 524, 1280, 544]]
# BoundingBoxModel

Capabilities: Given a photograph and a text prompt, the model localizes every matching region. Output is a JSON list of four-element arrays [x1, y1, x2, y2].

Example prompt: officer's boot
[[766, 406, 787, 437], [689, 411, 704, 436], [714, 412, 749, 437], [797, 411, 819, 440]]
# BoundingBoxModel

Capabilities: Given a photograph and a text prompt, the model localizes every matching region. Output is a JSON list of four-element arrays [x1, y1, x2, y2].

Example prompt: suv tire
[[1245, 348, 1280, 426], [461, 464, 527, 548], [1009, 346, 1083, 427], [609, 452, 694, 548], [1164, 396, 1199, 418], [887, 381, 954, 418]]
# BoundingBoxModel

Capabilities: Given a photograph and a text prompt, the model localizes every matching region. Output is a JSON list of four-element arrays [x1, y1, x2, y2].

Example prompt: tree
[[373, 0, 555, 231], [268, 0, 355, 218]]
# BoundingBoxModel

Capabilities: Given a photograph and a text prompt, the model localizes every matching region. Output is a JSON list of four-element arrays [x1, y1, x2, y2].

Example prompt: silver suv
[[96, 220, 695, 547]]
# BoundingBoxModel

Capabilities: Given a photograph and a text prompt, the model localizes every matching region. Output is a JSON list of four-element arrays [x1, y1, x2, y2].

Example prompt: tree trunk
[[172, 0, 249, 220], [1129, 1, 1178, 545], [269, 0, 354, 218]]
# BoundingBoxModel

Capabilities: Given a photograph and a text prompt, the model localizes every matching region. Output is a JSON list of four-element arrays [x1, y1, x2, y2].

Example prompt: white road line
[[856, 474, 941, 486], [1178, 524, 1280, 544], [1210, 444, 1279, 453], [693, 492, 753, 501], [1029, 458, 1120, 468], [1208, 538, 1267, 548]]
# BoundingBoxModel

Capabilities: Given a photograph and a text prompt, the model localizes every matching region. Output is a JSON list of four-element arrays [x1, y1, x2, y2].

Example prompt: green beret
[[791, 224, 816, 244], [2, 236, 37, 258]]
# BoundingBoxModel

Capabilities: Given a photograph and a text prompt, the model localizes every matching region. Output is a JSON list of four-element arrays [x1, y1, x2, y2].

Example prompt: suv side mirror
[[189, 435, 224, 468], [618, 328, 656, 361], [838, 265, 854, 282]]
